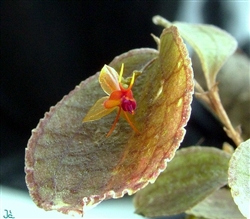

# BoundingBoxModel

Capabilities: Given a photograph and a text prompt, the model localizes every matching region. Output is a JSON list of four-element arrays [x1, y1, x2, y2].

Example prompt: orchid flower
[[83, 63, 140, 137]]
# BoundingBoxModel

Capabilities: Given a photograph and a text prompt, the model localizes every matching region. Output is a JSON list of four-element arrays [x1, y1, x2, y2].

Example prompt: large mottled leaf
[[186, 189, 245, 219], [25, 26, 194, 216], [153, 15, 238, 89], [228, 139, 250, 218], [134, 147, 230, 217]]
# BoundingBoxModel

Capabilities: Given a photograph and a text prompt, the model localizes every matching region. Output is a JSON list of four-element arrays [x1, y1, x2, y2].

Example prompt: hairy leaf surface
[[25, 26, 193, 216]]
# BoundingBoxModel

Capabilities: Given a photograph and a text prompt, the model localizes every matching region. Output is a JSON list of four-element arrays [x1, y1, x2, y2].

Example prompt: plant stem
[[208, 85, 243, 146]]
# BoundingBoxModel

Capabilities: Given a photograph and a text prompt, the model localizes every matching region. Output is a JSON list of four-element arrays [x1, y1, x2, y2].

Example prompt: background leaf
[[228, 139, 250, 218], [25, 27, 193, 215], [192, 51, 250, 140], [153, 15, 238, 89], [186, 188, 245, 219], [174, 22, 238, 89], [134, 147, 230, 217]]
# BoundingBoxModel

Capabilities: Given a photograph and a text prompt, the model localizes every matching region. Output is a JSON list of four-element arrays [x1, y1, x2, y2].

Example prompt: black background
[[1, 1, 249, 191]]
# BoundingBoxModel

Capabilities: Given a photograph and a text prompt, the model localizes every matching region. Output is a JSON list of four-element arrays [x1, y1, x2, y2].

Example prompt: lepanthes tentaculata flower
[[83, 64, 140, 137]]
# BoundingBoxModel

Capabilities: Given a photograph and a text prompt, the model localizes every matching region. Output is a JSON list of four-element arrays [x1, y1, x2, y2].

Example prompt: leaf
[[153, 15, 238, 89], [186, 189, 245, 219], [25, 27, 194, 216], [228, 139, 250, 218], [192, 51, 250, 140], [134, 147, 230, 217]]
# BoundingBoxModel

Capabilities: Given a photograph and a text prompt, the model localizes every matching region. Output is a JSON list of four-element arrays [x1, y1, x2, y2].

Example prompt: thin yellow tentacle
[[118, 63, 124, 82]]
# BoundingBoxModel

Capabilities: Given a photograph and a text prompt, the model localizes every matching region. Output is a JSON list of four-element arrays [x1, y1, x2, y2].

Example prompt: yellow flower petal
[[99, 65, 120, 95], [83, 96, 115, 122]]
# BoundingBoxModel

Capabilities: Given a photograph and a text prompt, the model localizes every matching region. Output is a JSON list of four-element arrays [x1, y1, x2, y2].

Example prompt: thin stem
[[208, 85, 243, 146], [195, 80, 211, 106], [194, 79, 205, 93]]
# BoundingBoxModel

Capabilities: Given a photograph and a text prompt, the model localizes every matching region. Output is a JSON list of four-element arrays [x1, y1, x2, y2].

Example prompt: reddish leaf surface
[[25, 26, 194, 216]]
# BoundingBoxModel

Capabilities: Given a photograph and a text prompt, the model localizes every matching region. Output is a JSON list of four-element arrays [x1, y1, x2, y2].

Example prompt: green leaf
[[186, 189, 245, 219], [134, 147, 230, 217], [153, 15, 238, 89], [25, 27, 194, 216], [228, 139, 250, 218]]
